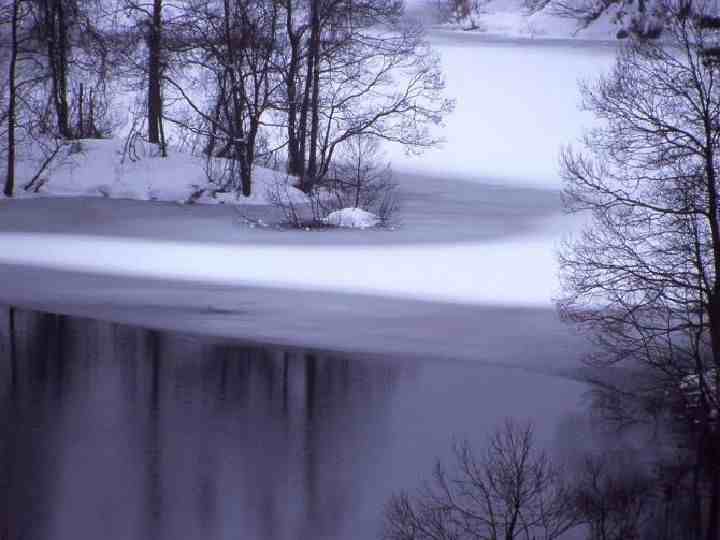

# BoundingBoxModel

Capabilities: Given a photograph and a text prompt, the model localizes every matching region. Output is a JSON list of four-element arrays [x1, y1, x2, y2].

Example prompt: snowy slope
[[426, 0, 634, 40], [12, 138, 307, 206]]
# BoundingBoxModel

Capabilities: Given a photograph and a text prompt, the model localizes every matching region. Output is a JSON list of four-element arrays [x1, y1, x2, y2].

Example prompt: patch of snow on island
[[323, 208, 380, 229]]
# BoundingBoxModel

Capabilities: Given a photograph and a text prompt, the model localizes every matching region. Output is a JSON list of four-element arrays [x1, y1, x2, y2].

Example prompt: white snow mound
[[11, 138, 307, 207], [323, 208, 380, 229]]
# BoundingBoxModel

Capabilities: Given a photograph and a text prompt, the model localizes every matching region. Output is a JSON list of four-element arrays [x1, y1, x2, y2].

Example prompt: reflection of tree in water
[[0, 307, 72, 540], [0, 306, 401, 540]]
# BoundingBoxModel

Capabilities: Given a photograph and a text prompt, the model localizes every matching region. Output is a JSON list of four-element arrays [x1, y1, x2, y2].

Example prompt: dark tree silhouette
[[559, 5, 720, 538], [4, 0, 21, 197], [383, 420, 579, 540]]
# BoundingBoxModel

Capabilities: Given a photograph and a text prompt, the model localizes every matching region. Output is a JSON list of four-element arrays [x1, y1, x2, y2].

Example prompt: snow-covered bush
[[444, 0, 670, 38], [438, 0, 487, 27], [678, 369, 720, 424], [266, 136, 398, 230], [322, 208, 380, 229], [613, 0, 666, 39], [540, 0, 667, 39], [121, 112, 168, 164], [265, 176, 313, 227], [315, 136, 399, 225]]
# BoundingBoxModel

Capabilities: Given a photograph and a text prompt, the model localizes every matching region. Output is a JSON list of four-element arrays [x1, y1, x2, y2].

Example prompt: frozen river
[[0, 33, 619, 540], [0, 32, 618, 311]]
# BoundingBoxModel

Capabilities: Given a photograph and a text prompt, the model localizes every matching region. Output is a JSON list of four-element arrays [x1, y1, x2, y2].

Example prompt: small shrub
[[316, 136, 399, 226], [267, 136, 399, 229]]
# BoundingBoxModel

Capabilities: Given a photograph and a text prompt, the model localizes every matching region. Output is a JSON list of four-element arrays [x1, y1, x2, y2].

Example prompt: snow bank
[[435, 0, 627, 41], [323, 208, 380, 229], [12, 138, 306, 207]]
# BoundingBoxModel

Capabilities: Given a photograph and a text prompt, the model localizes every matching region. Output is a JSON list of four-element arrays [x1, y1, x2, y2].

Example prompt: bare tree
[[25, 0, 103, 138], [147, 0, 164, 149], [123, 0, 168, 154], [154, 0, 450, 198], [383, 419, 579, 540], [4, 0, 21, 197], [5, 0, 119, 143], [559, 4, 720, 538], [34, 0, 73, 138], [280, 0, 307, 177], [321, 135, 397, 219], [2, 0, 53, 196], [569, 451, 655, 540], [277, 0, 453, 191], [166, 0, 280, 196], [310, 14, 451, 184]]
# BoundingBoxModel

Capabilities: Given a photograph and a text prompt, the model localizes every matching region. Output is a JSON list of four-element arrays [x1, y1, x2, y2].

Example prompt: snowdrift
[[10, 138, 308, 207]]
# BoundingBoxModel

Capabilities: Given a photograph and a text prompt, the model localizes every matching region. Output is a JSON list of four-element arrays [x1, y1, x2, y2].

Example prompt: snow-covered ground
[[441, 0, 624, 39], [385, 31, 617, 187], [11, 138, 307, 206], [407, 0, 633, 40]]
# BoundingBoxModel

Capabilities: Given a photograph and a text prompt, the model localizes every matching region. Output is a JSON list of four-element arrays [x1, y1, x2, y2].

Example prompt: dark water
[[0, 307, 586, 540]]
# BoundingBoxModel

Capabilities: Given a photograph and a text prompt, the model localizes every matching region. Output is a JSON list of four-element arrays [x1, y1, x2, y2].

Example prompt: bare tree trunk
[[707, 462, 720, 540], [240, 149, 252, 196], [56, 0, 69, 137], [157, 95, 166, 157], [297, 0, 318, 191], [222, 0, 250, 194], [306, 0, 321, 185], [298, 68, 313, 188], [5, 0, 20, 198], [703, 115, 720, 540], [239, 118, 259, 197], [88, 88, 96, 137], [44, 0, 71, 138], [77, 82, 84, 136], [285, 0, 304, 177], [147, 0, 164, 149], [205, 81, 225, 156], [694, 455, 705, 540]]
